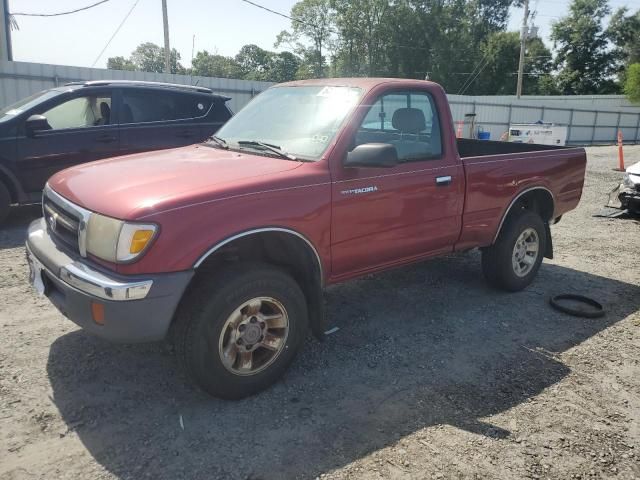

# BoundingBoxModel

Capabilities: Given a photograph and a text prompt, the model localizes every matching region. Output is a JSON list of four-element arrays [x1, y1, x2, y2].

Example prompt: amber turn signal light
[[129, 230, 155, 254], [91, 301, 105, 325]]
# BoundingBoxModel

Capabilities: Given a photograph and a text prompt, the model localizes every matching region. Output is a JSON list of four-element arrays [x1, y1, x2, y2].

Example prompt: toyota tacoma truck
[[26, 78, 586, 399]]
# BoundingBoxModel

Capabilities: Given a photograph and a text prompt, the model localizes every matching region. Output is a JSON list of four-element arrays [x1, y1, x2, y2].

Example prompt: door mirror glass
[[25, 114, 51, 137], [345, 143, 398, 168]]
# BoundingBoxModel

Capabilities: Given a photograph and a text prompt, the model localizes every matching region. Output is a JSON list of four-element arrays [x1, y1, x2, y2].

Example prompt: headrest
[[392, 108, 426, 133], [100, 102, 110, 116]]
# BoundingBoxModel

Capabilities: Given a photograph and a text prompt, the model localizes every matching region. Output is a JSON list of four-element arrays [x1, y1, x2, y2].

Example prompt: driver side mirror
[[25, 115, 51, 137], [345, 143, 398, 168]]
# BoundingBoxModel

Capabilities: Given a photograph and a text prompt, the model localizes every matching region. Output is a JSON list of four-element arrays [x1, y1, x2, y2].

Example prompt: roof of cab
[[275, 77, 439, 91], [63, 80, 231, 100]]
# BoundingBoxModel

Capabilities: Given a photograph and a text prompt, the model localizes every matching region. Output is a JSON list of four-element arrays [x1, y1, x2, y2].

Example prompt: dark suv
[[0, 80, 233, 223]]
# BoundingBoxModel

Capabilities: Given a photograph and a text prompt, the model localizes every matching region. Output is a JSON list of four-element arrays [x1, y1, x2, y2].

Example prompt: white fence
[[448, 94, 640, 145], [1, 60, 640, 145], [0, 60, 273, 113]]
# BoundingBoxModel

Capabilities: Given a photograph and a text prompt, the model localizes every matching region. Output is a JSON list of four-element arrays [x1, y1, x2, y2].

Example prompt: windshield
[[0, 90, 62, 122], [214, 85, 363, 160]]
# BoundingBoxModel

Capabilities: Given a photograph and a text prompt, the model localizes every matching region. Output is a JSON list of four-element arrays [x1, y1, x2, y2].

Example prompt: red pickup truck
[[26, 78, 586, 399]]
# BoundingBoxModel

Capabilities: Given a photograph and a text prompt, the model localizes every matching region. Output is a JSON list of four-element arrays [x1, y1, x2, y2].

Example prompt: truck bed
[[457, 138, 568, 158], [455, 138, 587, 251]]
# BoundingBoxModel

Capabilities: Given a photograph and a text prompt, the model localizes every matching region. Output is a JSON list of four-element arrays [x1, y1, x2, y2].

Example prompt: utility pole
[[161, 0, 171, 73], [1, 0, 13, 61], [516, 0, 529, 98]]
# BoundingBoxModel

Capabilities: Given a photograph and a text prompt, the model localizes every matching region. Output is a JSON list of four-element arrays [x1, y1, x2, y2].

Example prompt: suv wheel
[[174, 263, 308, 399], [481, 210, 546, 292]]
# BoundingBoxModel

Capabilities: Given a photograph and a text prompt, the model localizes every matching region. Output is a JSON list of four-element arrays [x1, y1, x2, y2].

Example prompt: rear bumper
[[26, 218, 194, 343]]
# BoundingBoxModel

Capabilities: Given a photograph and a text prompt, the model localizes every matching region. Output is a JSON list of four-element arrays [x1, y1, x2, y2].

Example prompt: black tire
[[173, 262, 308, 399], [481, 210, 546, 292], [0, 181, 10, 225]]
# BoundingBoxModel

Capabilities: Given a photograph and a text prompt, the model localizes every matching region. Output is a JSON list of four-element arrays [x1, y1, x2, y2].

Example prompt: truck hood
[[48, 144, 303, 219]]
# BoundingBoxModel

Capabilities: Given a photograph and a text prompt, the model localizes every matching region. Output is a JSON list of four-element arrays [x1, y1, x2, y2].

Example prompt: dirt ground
[[1, 145, 639, 480]]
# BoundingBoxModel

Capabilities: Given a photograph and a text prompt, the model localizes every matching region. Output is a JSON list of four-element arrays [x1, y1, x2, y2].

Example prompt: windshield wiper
[[206, 135, 229, 149], [237, 140, 297, 161]]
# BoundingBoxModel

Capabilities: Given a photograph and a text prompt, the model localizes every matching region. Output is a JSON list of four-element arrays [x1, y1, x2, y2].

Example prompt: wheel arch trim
[[193, 227, 324, 284], [492, 186, 555, 244]]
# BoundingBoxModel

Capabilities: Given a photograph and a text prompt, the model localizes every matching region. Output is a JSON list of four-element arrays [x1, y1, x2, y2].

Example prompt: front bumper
[[619, 188, 640, 213], [26, 218, 194, 343]]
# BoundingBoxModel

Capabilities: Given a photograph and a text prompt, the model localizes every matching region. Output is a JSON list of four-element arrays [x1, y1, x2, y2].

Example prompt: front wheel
[[481, 210, 546, 292], [173, 263, 308, 399]]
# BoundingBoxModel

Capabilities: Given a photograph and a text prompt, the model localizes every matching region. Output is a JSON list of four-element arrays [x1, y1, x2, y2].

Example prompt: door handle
[[436, 175, 452, 186], [96, 134, 116, 143], [176, 130, 194, 138]]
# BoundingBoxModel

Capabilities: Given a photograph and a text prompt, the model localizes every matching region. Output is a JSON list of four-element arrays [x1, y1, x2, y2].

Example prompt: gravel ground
[[1, 145, 639, 480]]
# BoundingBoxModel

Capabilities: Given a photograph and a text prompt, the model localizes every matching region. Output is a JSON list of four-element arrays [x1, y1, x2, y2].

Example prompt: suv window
[[356, 91, 442, 162], [42, 94, 112, 130], [121, 90, 212, 124]]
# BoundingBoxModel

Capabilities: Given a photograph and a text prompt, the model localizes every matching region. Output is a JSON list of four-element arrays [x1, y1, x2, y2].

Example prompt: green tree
[[608, 7, 640, 83], [371, 0, 514, 92], [551, 0, 616, 94], [107, 42, 184, 74], [470, 31, 553, 95], [106, 56, 136, 71], [267, 52, 302, 82], [332, 0, 388, 76], [609, 8, 640, 65], [624, 63, 640, 103], [130, 42, 185, 74], [235, 44, 273, 80], [275, 0, 335, 76], [191, 51, 242, 78]]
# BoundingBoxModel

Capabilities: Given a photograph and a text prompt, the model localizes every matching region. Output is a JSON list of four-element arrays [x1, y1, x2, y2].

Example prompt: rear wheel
[[173, 263, 308, 399], [0, 182, 10, 225], [481, 210, 546, 292]]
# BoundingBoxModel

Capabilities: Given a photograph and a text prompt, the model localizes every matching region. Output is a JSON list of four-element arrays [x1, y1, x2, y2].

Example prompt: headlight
[[86, 213, 158, 263], [622, 173, 636, 189]]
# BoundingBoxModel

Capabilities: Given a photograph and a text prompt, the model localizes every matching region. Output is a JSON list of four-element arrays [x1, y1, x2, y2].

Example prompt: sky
[[7, 0, 638, 70]]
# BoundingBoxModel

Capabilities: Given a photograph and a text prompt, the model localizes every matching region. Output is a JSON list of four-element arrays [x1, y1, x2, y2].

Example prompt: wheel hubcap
[[218, 297, 289, 376], [512, 227, 539, 277]]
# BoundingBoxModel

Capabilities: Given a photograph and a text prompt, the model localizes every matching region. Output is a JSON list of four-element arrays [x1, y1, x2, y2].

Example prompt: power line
[[11, 0, 111, 17], [456, 49, 491, 94], [458, 55, 492, 95], [91, 0, 141, 67], [238, 0, 306, 25]]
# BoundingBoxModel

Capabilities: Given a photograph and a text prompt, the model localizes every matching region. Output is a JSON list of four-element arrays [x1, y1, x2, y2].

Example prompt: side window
[[173, 94, 212, 120], [42, 94, 112, 130], [355, 91, 442, 162], [209, 101, 232, 123], [120, 90, 211, 124]]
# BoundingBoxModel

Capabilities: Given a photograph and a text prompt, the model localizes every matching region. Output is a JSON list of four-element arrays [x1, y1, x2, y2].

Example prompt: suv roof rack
[[64, 80, 230, 99]]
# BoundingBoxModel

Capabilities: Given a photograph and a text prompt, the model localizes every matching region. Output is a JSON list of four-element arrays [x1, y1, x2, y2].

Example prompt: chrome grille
[[43, 196, 81, 253], [42, 185, 91, 256]]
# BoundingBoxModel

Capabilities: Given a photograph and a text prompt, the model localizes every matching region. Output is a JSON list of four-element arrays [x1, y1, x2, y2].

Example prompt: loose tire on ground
[[481, 210, 546, 292], [0, 182, 10, 225], [173, 262, 308, 399]]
